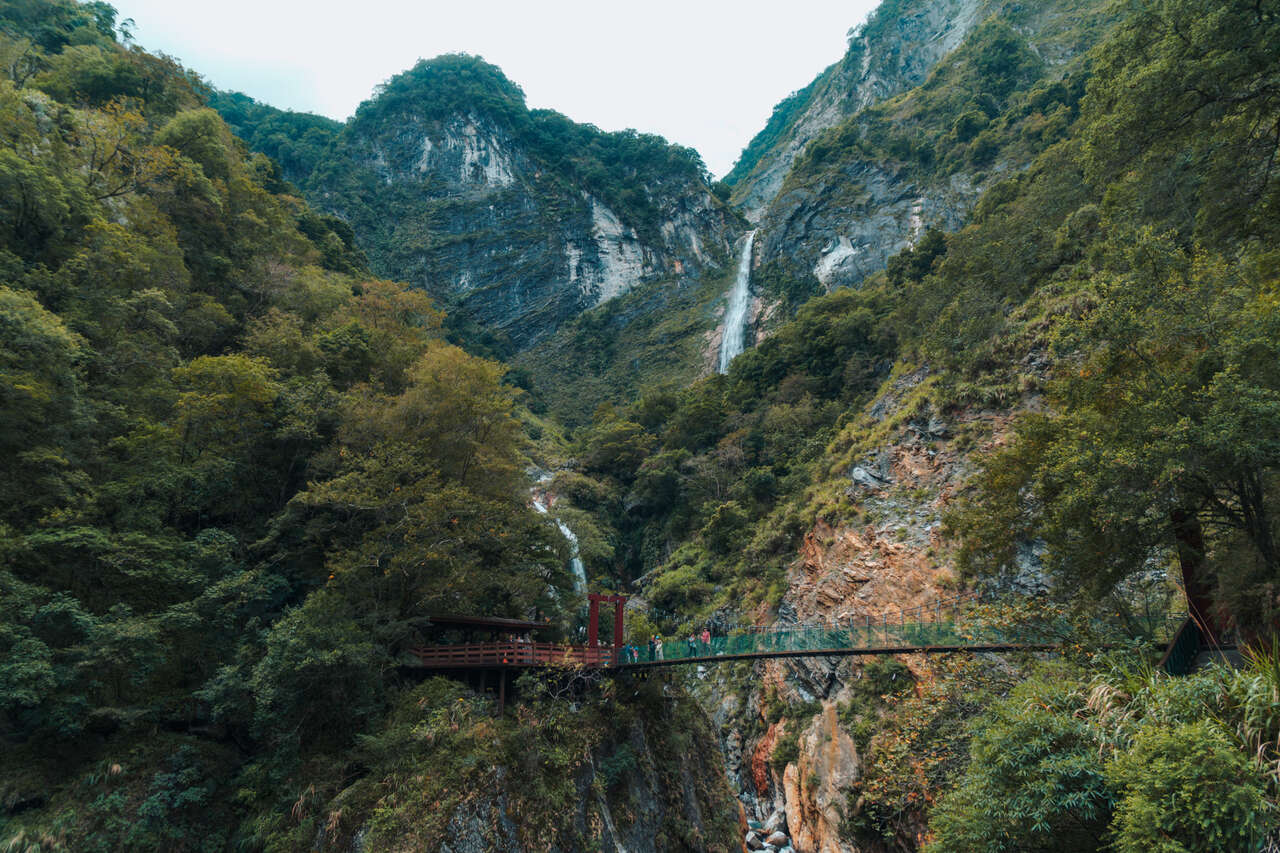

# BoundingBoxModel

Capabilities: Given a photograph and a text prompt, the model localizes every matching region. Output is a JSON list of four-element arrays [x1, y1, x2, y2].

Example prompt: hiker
[[655, 635, 664, 660], [648, 635, 656, 661], [701, 627, 711, 652], [631, 644, 639, 663], [687, 634, 697, 656]]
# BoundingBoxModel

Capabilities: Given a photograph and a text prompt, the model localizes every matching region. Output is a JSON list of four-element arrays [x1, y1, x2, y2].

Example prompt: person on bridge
[[701, 627, 711, 652], [647, 636, 656, 661], [655, 636, 664, 660], [687, 634, 697, 656]]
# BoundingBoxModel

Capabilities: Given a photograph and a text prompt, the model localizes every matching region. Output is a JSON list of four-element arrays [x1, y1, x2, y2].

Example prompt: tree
[[0, 285, 87, 523], [926, 676, 1112, 853], [1081, 0, 1280, 245], [953, 231, 1280, 636]]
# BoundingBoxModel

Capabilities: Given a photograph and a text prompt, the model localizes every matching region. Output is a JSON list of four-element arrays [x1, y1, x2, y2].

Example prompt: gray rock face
[[757, 162, 984, 292], [729, 0, 984, 221], [323, 109, 734, 350], [439, 789, 523, 853], [739, 0, 1110, 304]]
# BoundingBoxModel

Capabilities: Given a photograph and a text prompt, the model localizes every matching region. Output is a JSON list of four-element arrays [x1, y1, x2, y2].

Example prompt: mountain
[[0, 4, 735, 849], [507, 0, 1115, 426], [6, 0, 1280, 851], [724, 0, 985, 220], [743, 0, 1114, 298], [213, 56, 737, 353]]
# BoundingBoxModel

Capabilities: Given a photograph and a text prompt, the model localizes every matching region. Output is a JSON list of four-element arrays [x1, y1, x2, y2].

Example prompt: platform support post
[[613, 595, 626, 650], [587, 593, 600, 647]]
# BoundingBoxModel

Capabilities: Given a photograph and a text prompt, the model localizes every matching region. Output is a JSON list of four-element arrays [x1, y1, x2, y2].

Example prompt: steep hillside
[[5, 0, 1280, 851], [724, 0, 986, 220], [752, 0, 1115, 296], [540, 0, 1280, 847], [0, 4, 737, 851], [214, 56, 738, 352]]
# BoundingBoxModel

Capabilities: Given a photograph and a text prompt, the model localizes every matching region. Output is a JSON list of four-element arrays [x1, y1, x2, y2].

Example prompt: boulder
[[763, 809, 787, 834], [850, 465, 887, 490], [746, 831, 765, 850], [766, 831, 790, 847]]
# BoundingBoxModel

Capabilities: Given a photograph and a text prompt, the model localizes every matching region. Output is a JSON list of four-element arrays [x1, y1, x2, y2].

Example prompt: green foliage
[[926, 676, 1113, 852], [922, 651, 1280, 853], [952, 231, 1280, 629], [1080, 0, 1280, 244], [0, 10, 582, 849], [771, 723, 800, 769], [535, 281, 895, 623], [207, 89, 341, 186], [1108, 721, 1272, 853]]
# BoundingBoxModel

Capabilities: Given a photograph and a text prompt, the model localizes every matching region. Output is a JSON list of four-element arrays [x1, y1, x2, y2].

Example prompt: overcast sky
[[111, 0, 881, 178]]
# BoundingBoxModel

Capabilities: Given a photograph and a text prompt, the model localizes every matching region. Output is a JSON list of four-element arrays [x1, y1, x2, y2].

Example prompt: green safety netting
[[618, 618, 1065, 665]]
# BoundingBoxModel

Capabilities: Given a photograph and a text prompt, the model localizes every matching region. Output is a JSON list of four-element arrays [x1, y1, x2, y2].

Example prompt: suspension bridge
[[408, 591, 1107, 672]]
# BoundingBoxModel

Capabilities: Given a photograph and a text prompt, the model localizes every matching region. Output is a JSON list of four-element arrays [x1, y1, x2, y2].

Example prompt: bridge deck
[[616, 642, 1057, 668], [409, 621, 1068, 671]]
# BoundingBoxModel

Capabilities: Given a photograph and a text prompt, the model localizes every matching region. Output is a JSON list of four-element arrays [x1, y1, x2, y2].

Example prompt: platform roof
[[426, 614, 551, 632]]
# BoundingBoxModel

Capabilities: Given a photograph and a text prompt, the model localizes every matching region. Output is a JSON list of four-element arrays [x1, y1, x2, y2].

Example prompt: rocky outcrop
[[757, 163, 983, 291], [325, 103, 734, 349], [220, 56, 737, 352], [742, 0, 1113, 298], [727, 0, 984, 221], [783, 705, 861, 853]]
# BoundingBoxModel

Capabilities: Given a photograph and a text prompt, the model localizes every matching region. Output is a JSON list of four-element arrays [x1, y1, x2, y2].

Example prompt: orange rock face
[[752, 721, 781, 796], [781, 703, 861, 853]]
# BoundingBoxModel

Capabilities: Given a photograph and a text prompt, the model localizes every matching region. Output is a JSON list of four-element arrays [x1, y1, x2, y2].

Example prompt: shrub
[[1107, 721, 1273, 853]]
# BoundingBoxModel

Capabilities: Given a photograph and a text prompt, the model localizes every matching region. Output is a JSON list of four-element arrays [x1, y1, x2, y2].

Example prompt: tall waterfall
[[718, 230, 757, 374], [532, 490, 587, 594]]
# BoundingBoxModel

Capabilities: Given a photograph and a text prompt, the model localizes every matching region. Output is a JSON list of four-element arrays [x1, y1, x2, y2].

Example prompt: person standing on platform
[[648, 635, 656, 662]]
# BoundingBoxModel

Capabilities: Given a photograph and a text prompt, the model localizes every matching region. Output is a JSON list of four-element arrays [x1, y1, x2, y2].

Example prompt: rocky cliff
[[724, 0, 984, 221], [739, 0, 1112, 304], [215, 55, 738, 352]]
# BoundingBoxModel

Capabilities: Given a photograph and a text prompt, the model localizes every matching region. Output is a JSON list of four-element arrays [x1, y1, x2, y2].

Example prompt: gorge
[[2, 0, 1279, 851]]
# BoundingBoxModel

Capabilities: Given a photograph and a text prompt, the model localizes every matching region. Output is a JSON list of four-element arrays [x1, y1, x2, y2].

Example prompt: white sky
[[111, 0, 881, 178]]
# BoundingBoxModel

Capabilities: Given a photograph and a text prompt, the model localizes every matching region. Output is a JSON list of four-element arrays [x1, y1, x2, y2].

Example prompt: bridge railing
[[411, 641, 616, 668], [621, 617, 1060, 665]]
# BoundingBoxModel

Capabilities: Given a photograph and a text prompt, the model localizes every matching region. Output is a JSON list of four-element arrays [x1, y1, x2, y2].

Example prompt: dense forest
[[3, 0, 1280, 850]]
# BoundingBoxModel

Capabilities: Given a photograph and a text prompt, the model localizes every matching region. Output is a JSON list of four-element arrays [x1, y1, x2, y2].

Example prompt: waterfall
[[532, 489, 587, 594], [718, 230, 757, 374]]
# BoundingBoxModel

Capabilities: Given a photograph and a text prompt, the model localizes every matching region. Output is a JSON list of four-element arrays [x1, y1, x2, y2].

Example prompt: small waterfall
[[718, 230, 757, 374], [532, 488, 587, 594]]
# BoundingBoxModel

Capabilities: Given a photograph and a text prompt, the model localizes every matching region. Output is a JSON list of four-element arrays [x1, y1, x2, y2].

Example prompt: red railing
[[410, 642, 616, 668]]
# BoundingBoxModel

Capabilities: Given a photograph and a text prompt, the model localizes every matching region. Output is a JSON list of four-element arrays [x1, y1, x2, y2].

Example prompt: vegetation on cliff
[[3, 0, 1280, 849], [0, 4, 675, 849]]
